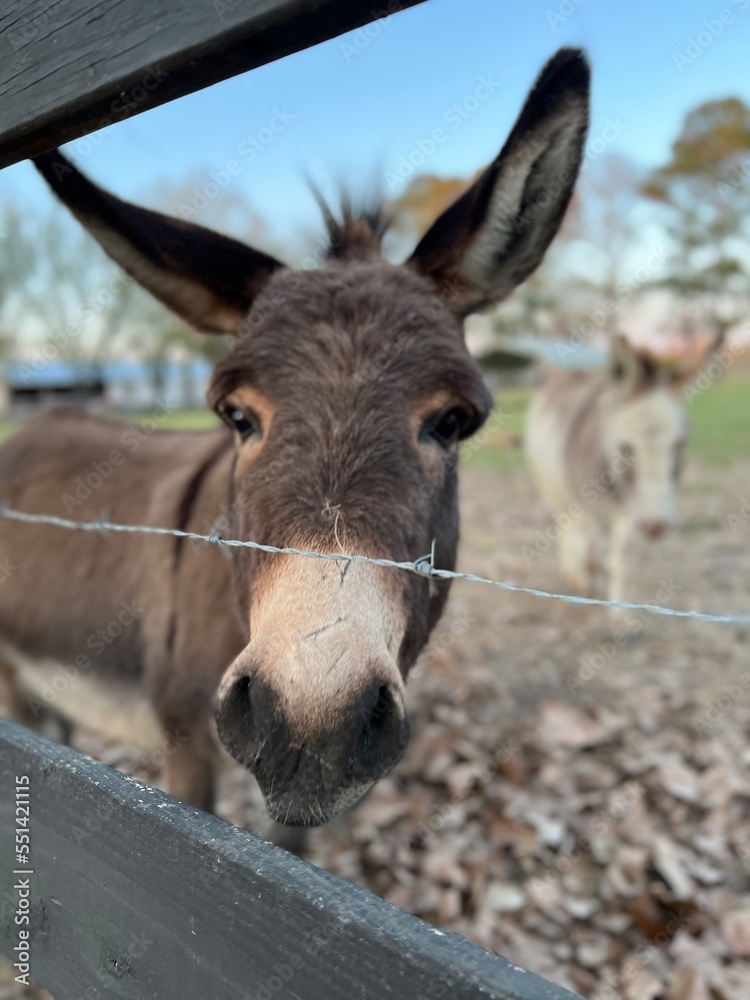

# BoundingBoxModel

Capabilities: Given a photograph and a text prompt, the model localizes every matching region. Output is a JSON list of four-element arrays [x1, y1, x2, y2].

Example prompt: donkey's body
[[525, 337, 691, 606], [0, 49, 590, 826], [0, 411, 239, 806]]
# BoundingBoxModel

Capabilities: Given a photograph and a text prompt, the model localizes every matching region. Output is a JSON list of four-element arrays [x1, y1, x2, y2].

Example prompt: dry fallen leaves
[[305, 679, 750, 999]]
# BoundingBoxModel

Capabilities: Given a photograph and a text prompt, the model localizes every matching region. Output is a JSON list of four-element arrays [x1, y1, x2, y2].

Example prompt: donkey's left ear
[[408, 48, 589, 317], [669, 328, 727, 384], [33, 150, 284, 335]]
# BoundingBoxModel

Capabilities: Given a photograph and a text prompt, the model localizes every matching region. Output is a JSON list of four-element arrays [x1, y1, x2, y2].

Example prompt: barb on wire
[[0, 506, 748, 626]]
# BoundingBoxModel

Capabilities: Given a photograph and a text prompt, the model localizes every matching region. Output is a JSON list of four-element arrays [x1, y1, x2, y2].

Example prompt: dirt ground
[[3, 455, 750, 999]]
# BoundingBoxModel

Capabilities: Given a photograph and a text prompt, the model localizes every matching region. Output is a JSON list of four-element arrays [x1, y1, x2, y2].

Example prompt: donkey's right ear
[[33, 150, 284, 335]]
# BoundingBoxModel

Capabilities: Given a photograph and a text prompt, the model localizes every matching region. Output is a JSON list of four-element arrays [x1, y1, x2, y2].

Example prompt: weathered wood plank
[[0, 720, 582, 999], [0, 0, 426, 169]]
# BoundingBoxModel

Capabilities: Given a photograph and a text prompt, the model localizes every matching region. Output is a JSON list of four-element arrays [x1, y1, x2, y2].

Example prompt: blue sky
[[2, 0, 749, 250]]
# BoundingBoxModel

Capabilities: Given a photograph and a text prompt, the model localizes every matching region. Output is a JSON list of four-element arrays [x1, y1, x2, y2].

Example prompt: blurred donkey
[[525, 333, 725, 607]]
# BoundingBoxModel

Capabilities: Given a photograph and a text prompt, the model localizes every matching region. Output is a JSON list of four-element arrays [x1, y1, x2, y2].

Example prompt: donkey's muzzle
[[639, 518, 669, 540], [215, 671, 409, 826]]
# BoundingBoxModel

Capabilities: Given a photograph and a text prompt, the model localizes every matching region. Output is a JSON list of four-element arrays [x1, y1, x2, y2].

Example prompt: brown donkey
[[0, 49, 589, 828]]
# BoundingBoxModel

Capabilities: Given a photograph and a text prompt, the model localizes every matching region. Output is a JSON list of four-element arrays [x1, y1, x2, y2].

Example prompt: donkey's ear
[[33, 150, 283, 334], [668, 328, 728, 385], [408, 48, 589, 316], [609, 334, 660, 387], [609, 334, 640, 383]]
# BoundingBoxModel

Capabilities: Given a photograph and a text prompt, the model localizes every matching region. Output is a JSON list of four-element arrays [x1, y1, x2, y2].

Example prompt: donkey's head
[[601, 335, 691, 538], [35, 48, 589, 824]]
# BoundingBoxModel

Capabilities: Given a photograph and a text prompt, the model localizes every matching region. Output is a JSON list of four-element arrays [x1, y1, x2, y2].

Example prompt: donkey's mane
[[312, 187, 390, 262]]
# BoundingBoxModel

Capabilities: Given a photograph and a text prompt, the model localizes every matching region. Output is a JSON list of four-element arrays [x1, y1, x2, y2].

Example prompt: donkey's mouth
[[264, 782, 375, 827]]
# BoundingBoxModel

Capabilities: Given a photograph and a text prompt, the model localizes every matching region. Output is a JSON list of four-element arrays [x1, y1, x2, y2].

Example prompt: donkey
[[0, 48, 589, 828], [525, 333, 712, 608]]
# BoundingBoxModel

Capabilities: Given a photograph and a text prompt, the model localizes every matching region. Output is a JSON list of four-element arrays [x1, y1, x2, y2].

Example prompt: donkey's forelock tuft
[[311, 186, 390, 262]]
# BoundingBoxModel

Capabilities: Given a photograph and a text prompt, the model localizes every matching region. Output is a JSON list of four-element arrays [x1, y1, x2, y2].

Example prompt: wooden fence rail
[[0, 0, 428, 168], [0, 721, 583, 1000]]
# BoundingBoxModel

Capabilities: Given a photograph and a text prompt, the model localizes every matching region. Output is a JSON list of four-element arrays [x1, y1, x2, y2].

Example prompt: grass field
[[0, 371, 747, 467], [685, 370, 750, 465]]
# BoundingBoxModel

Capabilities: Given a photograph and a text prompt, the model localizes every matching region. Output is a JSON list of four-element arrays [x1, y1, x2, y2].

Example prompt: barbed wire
[[0, 506, 748, 625]]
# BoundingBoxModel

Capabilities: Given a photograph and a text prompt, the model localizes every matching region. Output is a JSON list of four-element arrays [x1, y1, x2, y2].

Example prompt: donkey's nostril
[[215, 673, 256, 767], [356, 681, 398, 733], [364, 684, 397, 731], [350, 680, 408, 781], [640, 519, 669, 539]]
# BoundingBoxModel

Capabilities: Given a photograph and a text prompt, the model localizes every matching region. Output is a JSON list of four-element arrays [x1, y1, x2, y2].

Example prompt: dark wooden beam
[[0, 0, 427, 169], [0, 720, 582, 999]]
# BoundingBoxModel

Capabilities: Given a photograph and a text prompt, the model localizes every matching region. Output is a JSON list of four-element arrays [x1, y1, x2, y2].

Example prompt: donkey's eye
[[222, 406, 260, 442], [619, 443, 634, 460], [423, 407, 473, 448]]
